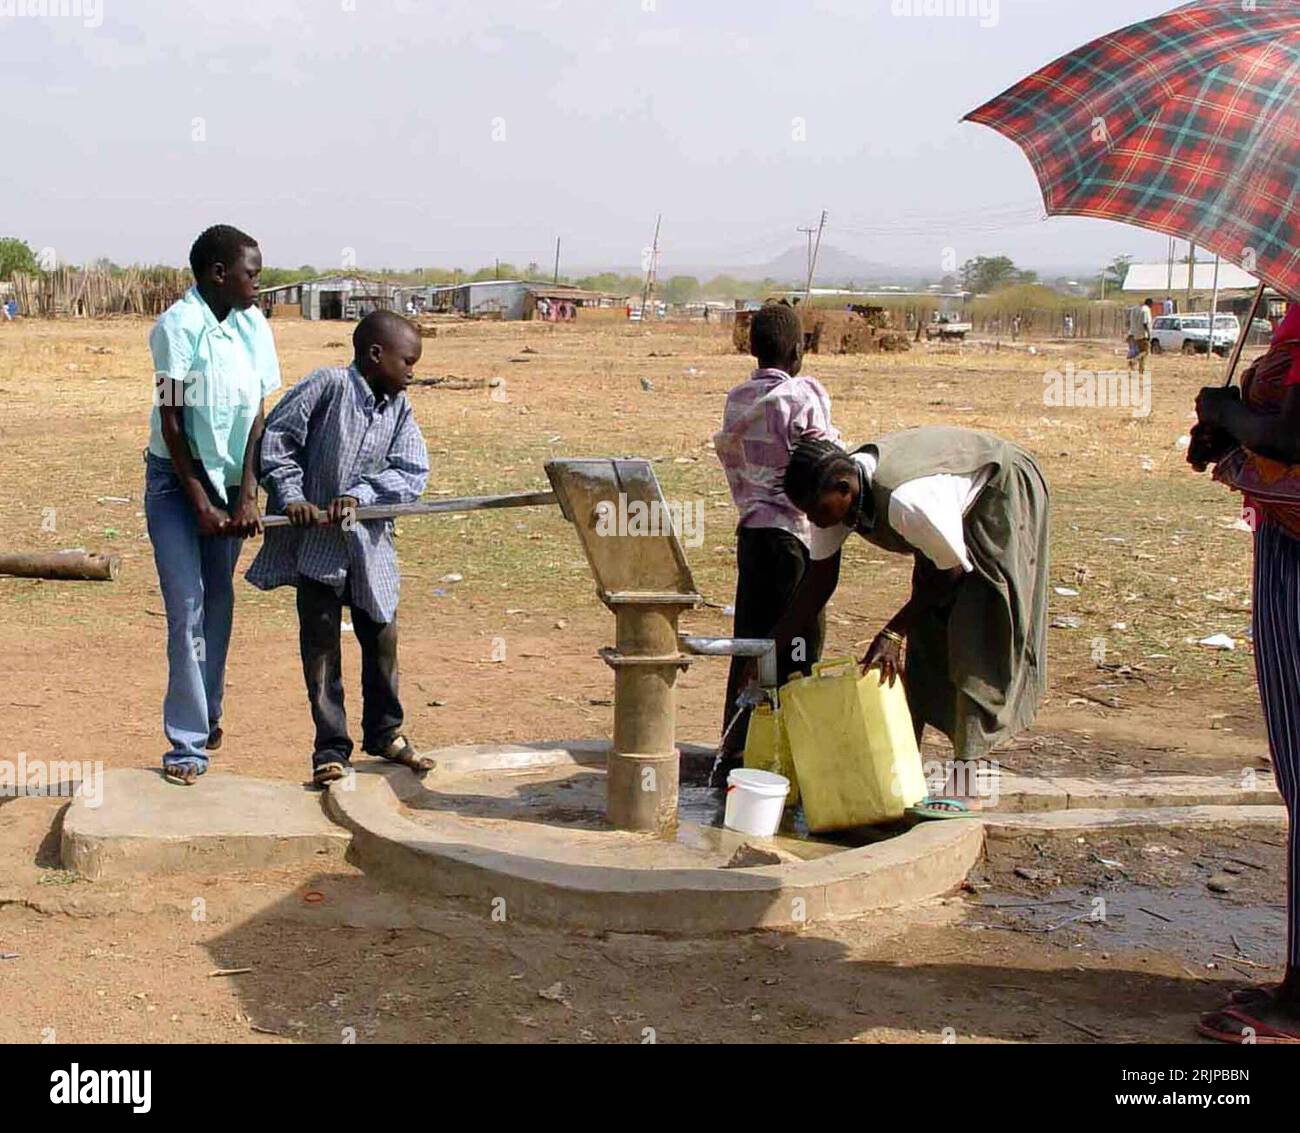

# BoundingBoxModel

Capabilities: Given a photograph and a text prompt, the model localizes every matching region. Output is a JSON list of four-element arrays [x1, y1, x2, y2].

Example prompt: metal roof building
[[407, 280, 618, 320], [259, 275, 399, 320], [1122, 261, 1259, 293], [261, 276, 620, 321]]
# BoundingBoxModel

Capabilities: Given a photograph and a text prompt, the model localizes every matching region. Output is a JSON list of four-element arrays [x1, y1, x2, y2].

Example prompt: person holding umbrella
[[965, 0, 1300, 1042], [1191, 300, 1300, 1043]]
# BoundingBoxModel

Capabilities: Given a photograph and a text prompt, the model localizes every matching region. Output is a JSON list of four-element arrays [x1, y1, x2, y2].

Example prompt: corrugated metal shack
[[398, 280, 617, 320], [259, 275, 399, 320]]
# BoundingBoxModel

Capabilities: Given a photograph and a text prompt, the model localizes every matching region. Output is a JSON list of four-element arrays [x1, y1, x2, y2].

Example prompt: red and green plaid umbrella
[[965, 0, 1300, 299]]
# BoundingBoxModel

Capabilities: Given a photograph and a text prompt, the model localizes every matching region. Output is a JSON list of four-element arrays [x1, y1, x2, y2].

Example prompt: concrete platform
[[53, 749, 1288, 933], [983, 771, 1279, 813], [61, 768, 349, 879], [983, 804, 1288, 838], [324, 741, 985, 933]]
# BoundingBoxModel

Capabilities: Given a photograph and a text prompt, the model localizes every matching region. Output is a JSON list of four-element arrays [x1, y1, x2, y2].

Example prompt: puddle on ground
[[970, 884, 1286, 969], [407, 758, 913, 866]]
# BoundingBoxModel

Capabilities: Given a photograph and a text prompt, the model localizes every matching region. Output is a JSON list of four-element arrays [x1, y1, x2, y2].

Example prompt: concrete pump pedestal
[[605, 749, 681, 833], [323, 740, 985, 934], [602, 600, 696, 833], [545, 458, 708, 834]]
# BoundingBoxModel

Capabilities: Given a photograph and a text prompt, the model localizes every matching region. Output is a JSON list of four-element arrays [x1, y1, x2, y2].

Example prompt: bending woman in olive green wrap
[[766, 429, 1051, 799]]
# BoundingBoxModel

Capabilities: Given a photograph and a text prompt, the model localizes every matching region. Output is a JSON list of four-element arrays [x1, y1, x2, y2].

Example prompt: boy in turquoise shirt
[[146, 224, 281, 784]]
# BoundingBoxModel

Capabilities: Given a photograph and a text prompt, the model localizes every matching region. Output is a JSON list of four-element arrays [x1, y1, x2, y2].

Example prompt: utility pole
[[803, 210, 827, 303], [495, 258, 500, 281], [553, 237, 561, 285], [1208, 254, 1222, 362], [1166, 236, 1175, 295], [640, 213, 661, 315], [1185, 243, 1196, 312]]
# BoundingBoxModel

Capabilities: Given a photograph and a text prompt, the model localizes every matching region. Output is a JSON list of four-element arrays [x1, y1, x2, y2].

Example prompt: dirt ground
[[0, 312, 1287, 1043]]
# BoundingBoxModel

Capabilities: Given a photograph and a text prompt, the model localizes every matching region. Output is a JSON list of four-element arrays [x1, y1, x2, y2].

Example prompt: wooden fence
[[10, 267, 191, 318], [860, 299, 1131, 341]]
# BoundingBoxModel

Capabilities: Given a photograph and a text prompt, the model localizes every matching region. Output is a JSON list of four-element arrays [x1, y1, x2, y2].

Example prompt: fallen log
[[0, 550, 121, 581]]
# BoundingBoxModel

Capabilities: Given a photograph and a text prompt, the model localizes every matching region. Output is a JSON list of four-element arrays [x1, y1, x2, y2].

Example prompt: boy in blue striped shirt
[[248, 311, 434, 786]]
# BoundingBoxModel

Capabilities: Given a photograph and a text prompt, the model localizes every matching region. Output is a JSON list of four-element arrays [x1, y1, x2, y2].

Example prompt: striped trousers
[[1253, 520, 1300, 973]]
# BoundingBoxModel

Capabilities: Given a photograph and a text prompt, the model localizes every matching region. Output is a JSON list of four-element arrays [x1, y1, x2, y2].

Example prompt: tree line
[[1, 235, 1134, 303]]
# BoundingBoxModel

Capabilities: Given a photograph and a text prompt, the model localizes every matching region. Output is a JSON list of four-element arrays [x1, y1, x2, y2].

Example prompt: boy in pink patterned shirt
[[712, 302, 840, 779]]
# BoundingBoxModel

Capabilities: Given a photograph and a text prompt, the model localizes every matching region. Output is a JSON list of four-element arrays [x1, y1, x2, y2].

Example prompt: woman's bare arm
[[863, 559, 965, 685]]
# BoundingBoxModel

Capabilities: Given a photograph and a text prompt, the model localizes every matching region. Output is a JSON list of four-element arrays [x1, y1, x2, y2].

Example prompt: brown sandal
[[163, 758, 205, 786], [312, 760, 350, 787], [373, 735, 436, 774]]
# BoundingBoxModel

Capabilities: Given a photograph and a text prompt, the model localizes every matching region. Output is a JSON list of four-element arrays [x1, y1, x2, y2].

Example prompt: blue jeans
[[144, 453, 243, 767]]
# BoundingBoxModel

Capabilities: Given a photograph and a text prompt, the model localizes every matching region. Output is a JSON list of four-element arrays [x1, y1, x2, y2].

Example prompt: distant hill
[[571, 244, 917, 289], [566, 243, 1108, 291], [735, 244, 904, 287]]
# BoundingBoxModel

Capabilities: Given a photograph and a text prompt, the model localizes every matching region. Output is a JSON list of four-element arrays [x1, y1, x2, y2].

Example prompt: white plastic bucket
[[724, 768, 790, 838]]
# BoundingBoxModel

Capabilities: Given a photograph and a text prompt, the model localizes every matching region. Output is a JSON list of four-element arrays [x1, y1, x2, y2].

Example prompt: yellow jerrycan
[[780, 658, 927, 831], [742, 701, 799, 807]]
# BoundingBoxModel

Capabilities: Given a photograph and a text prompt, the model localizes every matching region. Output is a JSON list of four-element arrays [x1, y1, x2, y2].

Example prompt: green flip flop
[[906, 796, 975, 820]]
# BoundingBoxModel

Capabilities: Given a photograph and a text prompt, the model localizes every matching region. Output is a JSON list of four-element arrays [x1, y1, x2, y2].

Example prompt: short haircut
[[749, 301, 802, 364], [353, 309, 418, 355], [780, 437, 856, 510], [189, 225, 258, 278]]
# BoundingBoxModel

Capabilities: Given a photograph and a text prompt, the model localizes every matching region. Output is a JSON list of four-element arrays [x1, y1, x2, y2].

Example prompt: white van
[[1150, 313, 1240, 356]]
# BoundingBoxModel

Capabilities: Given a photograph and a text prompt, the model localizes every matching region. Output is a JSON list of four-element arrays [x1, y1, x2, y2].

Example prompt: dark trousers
[[720, 526, 825, 752], [296, 576, 403, 764]]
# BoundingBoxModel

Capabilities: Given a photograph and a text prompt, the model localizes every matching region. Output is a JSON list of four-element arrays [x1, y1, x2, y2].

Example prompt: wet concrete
[[402, 751, 908, 866], [397, 759, 846, 866]]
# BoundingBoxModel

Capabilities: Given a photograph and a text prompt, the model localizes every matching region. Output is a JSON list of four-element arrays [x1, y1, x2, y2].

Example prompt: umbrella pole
[[1220, 283, 1267, 388]]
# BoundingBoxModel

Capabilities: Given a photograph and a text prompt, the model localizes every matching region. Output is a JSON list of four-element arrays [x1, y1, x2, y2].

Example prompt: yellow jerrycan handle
[[810, 657, 859, 678]]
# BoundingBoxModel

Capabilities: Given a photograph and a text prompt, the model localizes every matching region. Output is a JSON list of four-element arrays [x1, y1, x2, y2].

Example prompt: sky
[[1, 0, 1194, 279]]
